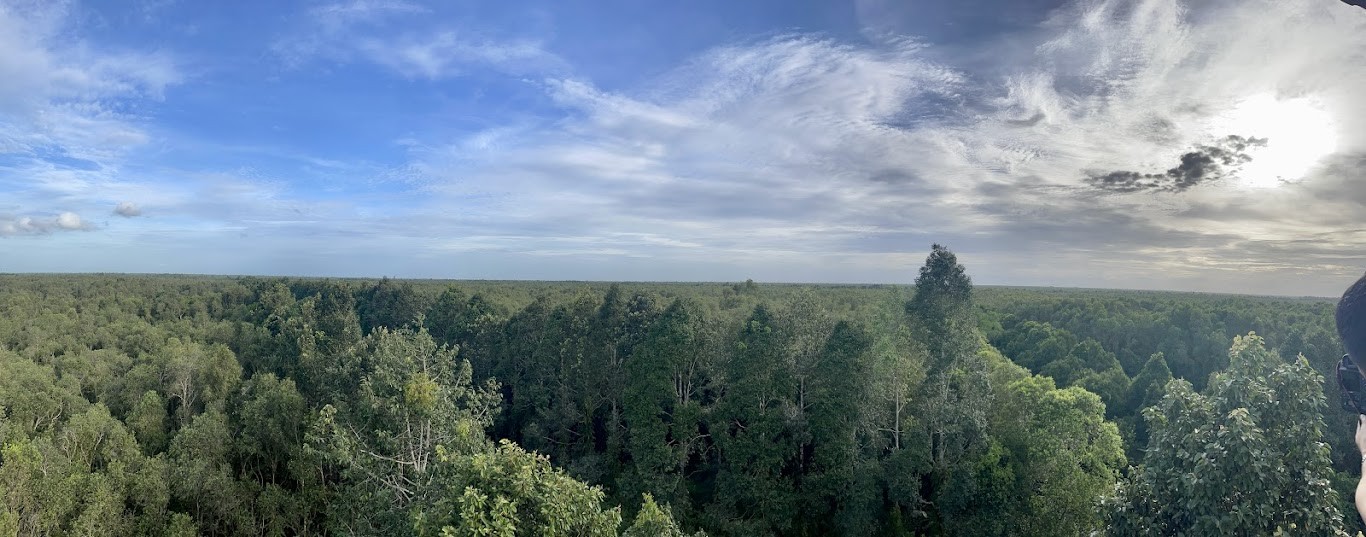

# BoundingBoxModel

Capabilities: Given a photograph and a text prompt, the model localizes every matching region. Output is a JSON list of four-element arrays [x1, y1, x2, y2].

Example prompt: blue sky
[[2, 0, 1365, 296]]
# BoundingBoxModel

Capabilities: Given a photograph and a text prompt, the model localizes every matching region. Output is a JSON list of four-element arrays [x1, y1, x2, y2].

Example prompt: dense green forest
[[0, 246, 1359, 535]]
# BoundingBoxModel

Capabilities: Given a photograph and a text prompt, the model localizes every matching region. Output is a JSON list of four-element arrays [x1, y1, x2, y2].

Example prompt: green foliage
[[1107, 334, 1348, 536], [128, 390, 170, 455], [358, 277, 429, 334], [1126, 353, 1173, 416], [623, 494, 691, 537], [909, 244, 979, 374], [905, 245, 992, 535], [1074, 365, 1130, 417], [622, 299, 707, 512], [235, 373, 307, 485], [801, 321, 880, 535], [424, 287, 471, 347], [963, 376, 1125, 535], [160, 338, 242, 425], [422, 440, 623, 537], [0, 271, 1351, 537], [709, 304, 798, 535], [310, 327, 500, 535], [0, 350, 88, 437], [930, 338, 1130, 537], [169, 409, 251, 534], [0, 407, 170, 536]]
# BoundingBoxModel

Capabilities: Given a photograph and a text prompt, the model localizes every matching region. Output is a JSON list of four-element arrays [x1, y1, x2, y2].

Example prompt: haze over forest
[[2, 0, 1364, 296]]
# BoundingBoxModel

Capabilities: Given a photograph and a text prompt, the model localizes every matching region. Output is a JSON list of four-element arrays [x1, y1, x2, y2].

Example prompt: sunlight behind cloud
[[1211, 94, 1339, 188]]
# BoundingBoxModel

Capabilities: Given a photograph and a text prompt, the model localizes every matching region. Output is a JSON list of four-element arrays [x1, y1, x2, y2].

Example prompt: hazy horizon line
[[0, 271, 1340, 300]]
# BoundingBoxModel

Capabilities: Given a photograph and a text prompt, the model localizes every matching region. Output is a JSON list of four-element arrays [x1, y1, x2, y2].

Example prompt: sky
[[1, 0, 1365, 296]]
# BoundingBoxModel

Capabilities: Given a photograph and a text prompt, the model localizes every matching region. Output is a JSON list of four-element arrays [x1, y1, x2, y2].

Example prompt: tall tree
[[314, 281, 363, 358], [490, 297, 555, 446], [710, 304, 797, 535], [778, 290, 836, 434], [800, 321, 879, 536], [161, 339, 242, 425], [1122, 352, 1173, 457], [622, 299, 708, 514], [867, 288, 928, 530], [541, 294, 601, 472], [907, 245, 990, 474], [589, 288, 657, 488]]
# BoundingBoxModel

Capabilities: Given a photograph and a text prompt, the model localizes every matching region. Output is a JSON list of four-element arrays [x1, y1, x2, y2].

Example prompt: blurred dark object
[[1342, 0, 1366, 8], [1338, 354, 1366, 413]]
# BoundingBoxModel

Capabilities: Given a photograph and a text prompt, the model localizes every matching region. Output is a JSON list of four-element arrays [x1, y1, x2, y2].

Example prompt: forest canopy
[[0, 246, 1357, 536]]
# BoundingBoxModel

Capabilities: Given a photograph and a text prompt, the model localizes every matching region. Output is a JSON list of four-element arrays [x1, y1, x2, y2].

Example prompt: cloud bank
[[0, 211, 91, 236]]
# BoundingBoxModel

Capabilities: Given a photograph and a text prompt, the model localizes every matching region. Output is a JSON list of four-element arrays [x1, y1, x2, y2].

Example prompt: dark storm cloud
[[1087, 135, 1268, 193], [1087, 171, 1161, 193]]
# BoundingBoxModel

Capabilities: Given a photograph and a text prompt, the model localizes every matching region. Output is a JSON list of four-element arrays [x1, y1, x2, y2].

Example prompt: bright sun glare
[[1211, 94, 1338, 188]]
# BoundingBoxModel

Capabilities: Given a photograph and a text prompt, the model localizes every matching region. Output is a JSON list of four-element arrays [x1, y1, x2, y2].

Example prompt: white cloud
[[114, 201, 142, 217], [55, 211, 83, 229]]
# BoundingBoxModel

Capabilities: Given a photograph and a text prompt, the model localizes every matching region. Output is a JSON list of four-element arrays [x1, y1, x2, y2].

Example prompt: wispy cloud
[[273, 0, 426, 66], [355, 32, 560, 79], [274, 0, 562, 79], [313, 0, 426, 26]]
